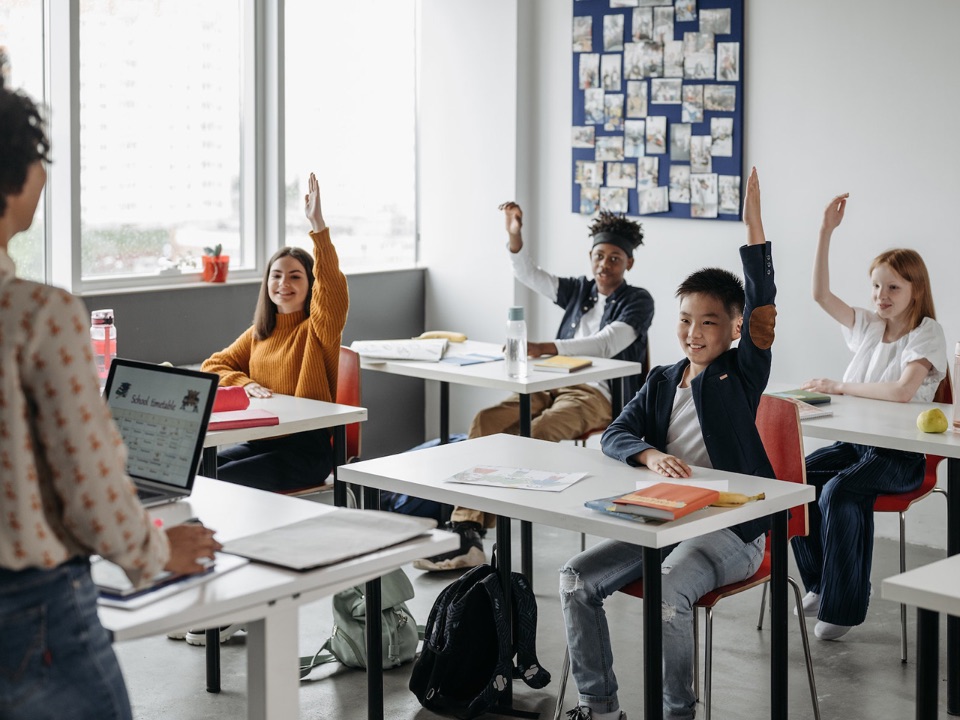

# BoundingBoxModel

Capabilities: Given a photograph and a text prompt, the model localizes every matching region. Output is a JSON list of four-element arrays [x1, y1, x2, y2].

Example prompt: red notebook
[[612, 482, 720, 521], [207, 408, 279, 431]]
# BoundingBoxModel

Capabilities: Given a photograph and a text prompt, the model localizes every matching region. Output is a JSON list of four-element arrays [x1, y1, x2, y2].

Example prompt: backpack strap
[[298, 637, 340, 679], [510, 572, 552, 689]]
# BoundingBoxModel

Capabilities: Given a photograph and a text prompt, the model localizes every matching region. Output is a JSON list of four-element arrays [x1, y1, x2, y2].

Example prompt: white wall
[[420, 0, 960, 546]]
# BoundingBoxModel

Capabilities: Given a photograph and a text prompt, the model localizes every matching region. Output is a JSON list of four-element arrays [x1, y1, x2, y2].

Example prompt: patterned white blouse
[[0, 249, 168, 584]]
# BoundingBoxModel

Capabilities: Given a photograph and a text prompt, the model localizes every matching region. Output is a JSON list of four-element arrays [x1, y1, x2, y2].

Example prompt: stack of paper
[[351, 339, 447, 362]]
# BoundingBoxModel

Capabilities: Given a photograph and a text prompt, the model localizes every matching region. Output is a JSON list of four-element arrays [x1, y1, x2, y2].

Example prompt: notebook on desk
[[103, 359, 219, 507]]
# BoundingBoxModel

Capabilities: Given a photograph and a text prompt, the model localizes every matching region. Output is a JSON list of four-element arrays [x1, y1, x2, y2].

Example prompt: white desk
[[200, 393, 368, 690], [99, 477, 457, 720], [340, 434, 814, 720], [361, 340, 645, 577], [883, 555, 960, 719], [779, 387, 960, 714]]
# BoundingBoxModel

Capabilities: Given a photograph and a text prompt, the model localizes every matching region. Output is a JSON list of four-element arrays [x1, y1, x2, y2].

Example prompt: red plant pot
[[202, 255, 230, 283]]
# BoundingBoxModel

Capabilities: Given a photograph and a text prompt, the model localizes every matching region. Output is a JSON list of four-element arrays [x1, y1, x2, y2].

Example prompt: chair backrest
[[933, 373, 953, 405], [755, 394, 808, 539], [337, 346, 362, 462]]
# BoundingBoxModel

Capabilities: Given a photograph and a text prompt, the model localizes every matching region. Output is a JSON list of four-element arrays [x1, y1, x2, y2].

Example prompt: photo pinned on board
[[585, 88, 605, 125], [690, 135, 713, 174], [710, 117, 733, 157], [644, 115, 667, 154], [573, 16, 593, 53], [572, 126, 596, 149], [717, 42, 740, 81], [603, 14, 625, 52], [637, 156, 660, 189], [670, 122, 691, 161], [639, 39, 664, 78], [604, 93, 625, 131], [624, 42, 645, 80], [624, 119, 646, 157], [596, 135, 626, 161], [669, 165, 692, 204], [663, 40, 684, 78], [652, 6, 674, 44], [626, 80, 648, 117], [718, 175, 741, 215], [601, 53, 623, 91], [580, 187, 600, 215], [650, 78, 681, 104], [690, 172, 719, 218], [579, 53, 600, 89], [675, 0, 697, 23], [575, 160, 604, 188], [631, 7, 653, 41], [681, 84, 703, 123], [606, 161, 638, 188], [600, 186, 629, 214], [700, 8, 732, 35], [704, 84, 736, 111], [639, 186, 669, 215], [610, 0, 640, 7]]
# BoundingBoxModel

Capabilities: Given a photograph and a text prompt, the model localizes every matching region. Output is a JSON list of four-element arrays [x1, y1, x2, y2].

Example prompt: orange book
[[612, 482, 720, 521]]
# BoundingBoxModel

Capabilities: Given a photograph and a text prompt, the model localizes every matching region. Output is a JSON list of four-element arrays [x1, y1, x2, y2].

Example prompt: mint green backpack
[[299, 568, 421, 676]]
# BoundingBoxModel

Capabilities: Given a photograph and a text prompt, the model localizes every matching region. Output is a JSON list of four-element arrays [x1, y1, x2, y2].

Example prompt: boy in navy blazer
[[559, 168, 776, 720]]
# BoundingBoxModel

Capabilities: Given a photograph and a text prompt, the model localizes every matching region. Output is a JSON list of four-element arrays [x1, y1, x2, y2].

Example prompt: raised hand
[[742, 166, 765, 245], [304, 172, 326, 233], [498, 201, 524, 253], [822, 193, 848, 233]]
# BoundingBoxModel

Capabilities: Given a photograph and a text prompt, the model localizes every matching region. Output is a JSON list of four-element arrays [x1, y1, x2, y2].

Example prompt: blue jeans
[[560, 529, 765, 720], [0, 559, 133, 720]]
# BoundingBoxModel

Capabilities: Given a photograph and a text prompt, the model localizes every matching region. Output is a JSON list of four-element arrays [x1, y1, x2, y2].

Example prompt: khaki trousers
[[451, 384, 612, 528]]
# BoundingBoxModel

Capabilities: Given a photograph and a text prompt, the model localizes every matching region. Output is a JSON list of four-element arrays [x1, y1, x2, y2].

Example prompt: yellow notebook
[[533, 355, 593, 373]]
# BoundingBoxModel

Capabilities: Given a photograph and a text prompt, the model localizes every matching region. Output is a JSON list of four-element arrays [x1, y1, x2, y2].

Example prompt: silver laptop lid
[[103, 359, 219, 495]]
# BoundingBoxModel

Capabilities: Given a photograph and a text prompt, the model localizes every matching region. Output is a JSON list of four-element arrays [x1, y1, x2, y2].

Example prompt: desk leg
[[363, 488, 385, 720], [496, 515, 514, 710], [948, 458, 959, 715], [916, 608, 940, 720], [246, 608, 300, 720], [333, 425, 348, 507], [440, 381, 450, 444], [612, 378, 624, 417], [201, 446, 222, 693], [519, 394, 533, 582], [642, 546, 663, 720], [770, 510, 788, 720]]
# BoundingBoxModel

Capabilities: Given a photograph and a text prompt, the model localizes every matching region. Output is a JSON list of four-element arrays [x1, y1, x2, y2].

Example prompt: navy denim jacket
[[554, 276, 654, 399], [600, 242, 777, 543]]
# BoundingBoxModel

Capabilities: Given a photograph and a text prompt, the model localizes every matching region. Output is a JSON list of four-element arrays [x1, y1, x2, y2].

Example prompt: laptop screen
[[104, 359, 219, 490]]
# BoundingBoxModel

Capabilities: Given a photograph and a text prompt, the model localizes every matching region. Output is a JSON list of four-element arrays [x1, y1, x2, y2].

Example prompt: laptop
[[103, 358, 219, 507]]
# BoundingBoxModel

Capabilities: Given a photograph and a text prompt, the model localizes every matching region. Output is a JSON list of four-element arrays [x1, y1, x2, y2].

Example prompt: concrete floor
[[115, 520, 953, 719]]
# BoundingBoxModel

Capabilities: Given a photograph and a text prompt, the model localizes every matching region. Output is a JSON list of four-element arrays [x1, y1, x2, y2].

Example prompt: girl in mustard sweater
[[202, 172, 349, 492]]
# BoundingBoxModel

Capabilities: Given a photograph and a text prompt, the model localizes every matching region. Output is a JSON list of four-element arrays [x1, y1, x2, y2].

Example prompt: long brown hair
[[869, 249, 935, 331], [252, 247, 314, 340]]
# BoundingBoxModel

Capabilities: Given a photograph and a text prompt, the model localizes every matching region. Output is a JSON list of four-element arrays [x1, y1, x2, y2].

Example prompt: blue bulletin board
[[571, 0, 744, 221]]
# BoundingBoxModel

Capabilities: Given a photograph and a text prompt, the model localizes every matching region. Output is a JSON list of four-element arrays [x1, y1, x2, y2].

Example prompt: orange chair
[[554, 395, 820, 720], [873, 375, 952, 662], [285, 346, 362, 497], [574, 344, 650, 448]]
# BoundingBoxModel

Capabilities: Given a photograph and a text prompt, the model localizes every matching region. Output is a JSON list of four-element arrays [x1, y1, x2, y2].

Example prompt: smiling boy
[[560, 168, 776, 720]]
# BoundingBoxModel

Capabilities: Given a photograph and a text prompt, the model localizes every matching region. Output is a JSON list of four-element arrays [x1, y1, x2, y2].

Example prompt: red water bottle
[[90, 309, 116, 391]]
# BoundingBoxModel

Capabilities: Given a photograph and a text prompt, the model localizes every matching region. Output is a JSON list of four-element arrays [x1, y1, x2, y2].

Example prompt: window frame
[[38, 0, 417, 295]]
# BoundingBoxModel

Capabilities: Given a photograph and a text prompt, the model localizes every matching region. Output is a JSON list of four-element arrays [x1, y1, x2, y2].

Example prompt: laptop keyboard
[[137, 487, 164, 502]]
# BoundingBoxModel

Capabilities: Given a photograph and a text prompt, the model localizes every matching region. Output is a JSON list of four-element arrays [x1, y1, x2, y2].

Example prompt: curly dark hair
[[0, 53, 51, 217], [587, 210, 644, 250]]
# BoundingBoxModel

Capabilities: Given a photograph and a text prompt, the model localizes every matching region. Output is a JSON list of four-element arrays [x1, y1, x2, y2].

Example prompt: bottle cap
[[91, 309, 115, 326], [508, 306, 524, 322]]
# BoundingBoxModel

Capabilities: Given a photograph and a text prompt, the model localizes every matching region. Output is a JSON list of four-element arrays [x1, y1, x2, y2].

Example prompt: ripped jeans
[[559, 529, 765, 719]]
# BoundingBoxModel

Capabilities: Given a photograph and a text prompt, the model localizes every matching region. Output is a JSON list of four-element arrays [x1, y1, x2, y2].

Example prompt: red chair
[[285, 346, 362, 497], [873, 375, 952, 662], [574, 344, 650, 448], [555, 395, 820, 720]]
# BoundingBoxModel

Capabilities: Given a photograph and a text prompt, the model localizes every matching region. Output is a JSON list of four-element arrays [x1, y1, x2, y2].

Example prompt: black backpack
[[409, 563, 551, 719]]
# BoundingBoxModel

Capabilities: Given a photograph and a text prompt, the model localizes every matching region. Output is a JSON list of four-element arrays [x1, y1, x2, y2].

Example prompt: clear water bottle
[[953, 342, 960, 429], [90, 309, 117, 392], [505, 306, 527, 379]]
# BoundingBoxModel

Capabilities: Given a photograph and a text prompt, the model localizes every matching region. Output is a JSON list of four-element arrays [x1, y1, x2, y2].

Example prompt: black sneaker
[[413, 521, 486, 571]]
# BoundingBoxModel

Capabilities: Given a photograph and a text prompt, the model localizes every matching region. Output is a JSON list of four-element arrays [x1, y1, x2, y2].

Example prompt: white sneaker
[[184, 624, 245, 646], [814, 621, 852, 641], [166, 629, 188, 640], [794, 591, 820, 618]]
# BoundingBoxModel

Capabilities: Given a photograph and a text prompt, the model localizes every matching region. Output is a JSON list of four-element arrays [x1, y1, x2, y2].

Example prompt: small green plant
[[203, 243, 223, 258]]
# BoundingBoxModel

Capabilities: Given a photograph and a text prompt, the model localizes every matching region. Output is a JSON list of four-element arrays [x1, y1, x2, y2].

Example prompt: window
[[284, 0, 417, 272], [0, 0, 45, 281], [78, 0, 244, 281]]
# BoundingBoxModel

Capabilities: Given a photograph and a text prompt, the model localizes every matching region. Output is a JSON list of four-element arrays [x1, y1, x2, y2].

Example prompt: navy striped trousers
[[791, 441, 924, 626]]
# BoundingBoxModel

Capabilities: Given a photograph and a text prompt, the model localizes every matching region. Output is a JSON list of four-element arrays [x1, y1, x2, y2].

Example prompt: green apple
[[916, 408, 949, 433]]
